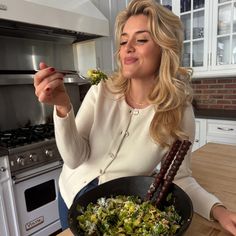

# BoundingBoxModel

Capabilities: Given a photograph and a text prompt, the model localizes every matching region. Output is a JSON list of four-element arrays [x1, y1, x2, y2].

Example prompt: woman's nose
[[126, 40, 135, 53]]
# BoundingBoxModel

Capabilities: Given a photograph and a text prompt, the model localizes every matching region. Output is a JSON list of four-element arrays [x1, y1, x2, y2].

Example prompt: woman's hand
[[34, 62, 71, 117], [212, 205, 236, 235]]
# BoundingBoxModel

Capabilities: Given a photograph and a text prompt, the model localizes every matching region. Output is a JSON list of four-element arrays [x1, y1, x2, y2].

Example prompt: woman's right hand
[[34, 62, 71, 117]]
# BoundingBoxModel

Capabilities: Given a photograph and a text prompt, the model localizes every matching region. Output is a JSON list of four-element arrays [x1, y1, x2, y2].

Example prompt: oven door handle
[[12, 163, 63, 184]]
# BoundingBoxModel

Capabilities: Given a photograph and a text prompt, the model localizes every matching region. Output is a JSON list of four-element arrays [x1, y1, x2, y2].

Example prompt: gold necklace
[[127, 92, 149, 107]]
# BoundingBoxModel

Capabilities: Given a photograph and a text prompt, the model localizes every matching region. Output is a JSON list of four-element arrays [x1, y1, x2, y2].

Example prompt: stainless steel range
[[0, 83, 84, 236], [0, 124, 63, 236], [0, 14, 93, 235], [0, 124, 61, 175]]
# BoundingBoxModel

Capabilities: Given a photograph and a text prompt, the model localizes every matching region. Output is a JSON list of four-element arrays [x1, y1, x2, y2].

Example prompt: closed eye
[[136, 39, 148, 44], [120, 39, 148, 46], [120, 41, 127, 46]]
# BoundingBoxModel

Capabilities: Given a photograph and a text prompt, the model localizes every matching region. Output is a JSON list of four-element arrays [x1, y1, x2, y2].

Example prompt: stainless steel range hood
[[0, 0, 109, 85], [0, 0, 109, 37]]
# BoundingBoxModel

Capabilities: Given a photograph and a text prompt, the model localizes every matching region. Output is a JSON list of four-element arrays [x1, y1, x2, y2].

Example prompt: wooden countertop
[[58, 143, 236, 236]]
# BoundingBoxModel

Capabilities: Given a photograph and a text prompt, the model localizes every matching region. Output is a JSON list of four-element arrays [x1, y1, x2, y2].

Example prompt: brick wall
[[192, 78, 236, 110], [79, 80, 236, 110]]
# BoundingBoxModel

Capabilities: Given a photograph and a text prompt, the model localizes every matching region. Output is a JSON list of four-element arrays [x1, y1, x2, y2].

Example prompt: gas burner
[[0, 123, 55, 148]]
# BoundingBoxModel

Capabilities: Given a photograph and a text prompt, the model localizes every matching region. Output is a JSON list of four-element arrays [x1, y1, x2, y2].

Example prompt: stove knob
[[0, 167, 6, 172], [17, 156, 25, 166], [45, 149, 53, 158], [29, 153, 37, 162]]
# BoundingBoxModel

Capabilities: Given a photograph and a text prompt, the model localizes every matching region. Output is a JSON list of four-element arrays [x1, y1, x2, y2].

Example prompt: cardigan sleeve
[[53, 85, 98, 169], [173, 104, 221, 220]]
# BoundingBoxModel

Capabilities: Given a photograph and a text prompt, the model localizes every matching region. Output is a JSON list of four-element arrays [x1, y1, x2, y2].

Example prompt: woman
[[34, 0, 236, 234]]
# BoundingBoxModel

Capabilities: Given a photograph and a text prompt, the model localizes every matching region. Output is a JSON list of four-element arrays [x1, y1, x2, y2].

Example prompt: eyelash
[[120, 39, 148, 46]]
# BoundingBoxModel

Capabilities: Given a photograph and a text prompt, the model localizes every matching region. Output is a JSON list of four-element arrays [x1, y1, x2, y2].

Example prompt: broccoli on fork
[[87, 69, 108, 85]]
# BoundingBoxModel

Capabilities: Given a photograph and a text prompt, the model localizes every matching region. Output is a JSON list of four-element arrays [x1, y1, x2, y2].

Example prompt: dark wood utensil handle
[[146, 139, 182, 200], [155, 140, 192, 207]]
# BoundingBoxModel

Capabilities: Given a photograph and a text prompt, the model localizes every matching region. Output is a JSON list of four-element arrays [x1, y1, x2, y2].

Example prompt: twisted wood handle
[[146, 140, 182, 201], [155, 140, 192, 207]]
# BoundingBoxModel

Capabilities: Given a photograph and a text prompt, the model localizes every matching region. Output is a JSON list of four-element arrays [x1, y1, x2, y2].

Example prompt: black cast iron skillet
[[68, 176, 193, 236]]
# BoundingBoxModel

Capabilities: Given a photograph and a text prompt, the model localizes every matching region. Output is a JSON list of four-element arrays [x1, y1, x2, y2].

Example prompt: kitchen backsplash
[[192, 78, 236, 110], [78, 79, 236, 111]]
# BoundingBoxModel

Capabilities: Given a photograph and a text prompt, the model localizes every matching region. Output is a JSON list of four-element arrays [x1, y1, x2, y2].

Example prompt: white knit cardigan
[[54, 82, 220, 220]]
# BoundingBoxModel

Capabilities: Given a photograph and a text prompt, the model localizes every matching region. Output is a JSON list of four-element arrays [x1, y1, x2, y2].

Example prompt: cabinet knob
[[195, 139, 199, 143], [0, 166, 6, 172]]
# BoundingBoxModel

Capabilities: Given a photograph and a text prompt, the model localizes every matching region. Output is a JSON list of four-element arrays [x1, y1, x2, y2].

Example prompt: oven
[[13, 161, 62, 236], [0, 124, 64, 236]]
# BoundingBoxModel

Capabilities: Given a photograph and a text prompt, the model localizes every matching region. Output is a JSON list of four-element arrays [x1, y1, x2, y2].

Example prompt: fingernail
[[49, 67, 55, 72]]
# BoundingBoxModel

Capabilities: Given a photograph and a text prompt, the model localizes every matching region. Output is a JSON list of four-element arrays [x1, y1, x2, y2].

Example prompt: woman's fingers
[[39, 62, 48, 70], [35, 73, 64, 98], [35, 62, 64, 87], [44, 75, 64, 92], [34, 63, 68, 105], [34, 62, 49, 86], [38, 88, 53, 103], [217, 210, 236, 236], [40, 72, 64, 90], [34, 67, 56, 86], [34, 63, 64, 92]]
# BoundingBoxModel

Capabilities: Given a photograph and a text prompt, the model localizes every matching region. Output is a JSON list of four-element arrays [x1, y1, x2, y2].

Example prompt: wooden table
[[58, 143, 236, 236], [185, 142, 236, 236]]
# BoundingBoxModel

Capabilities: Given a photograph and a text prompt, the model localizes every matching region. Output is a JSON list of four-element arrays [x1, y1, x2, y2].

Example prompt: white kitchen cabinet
[[0, 156, 20, 236], [193, 117, 236, 150], [192, 118, 207, 151], [176, 0, 236, 78], [91, 0, 129, 74], [159, 0, 180, 15], [207, 119, 236, 145]]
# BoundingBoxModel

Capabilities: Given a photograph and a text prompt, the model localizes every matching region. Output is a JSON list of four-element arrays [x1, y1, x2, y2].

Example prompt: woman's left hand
[[212, 206, 236, 235]]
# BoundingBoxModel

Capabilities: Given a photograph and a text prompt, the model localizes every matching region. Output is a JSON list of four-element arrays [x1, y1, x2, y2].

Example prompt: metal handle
[[12, 163, 62, 184], [0, 167, 6, 172], [217, 127, 234, 132]]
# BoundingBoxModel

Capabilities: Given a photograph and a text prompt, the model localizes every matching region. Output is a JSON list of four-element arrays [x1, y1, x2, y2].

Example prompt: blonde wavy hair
[[107, 0, 193, 147]]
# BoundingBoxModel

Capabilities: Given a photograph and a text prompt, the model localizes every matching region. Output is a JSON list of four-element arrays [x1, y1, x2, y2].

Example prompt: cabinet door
[[92, 0, 128, 74], [0, 186, 10, 236], [175, 0, 236, 77], [0, 157, 20, 236], [179, 0, 209, 73], [211, 0, 236, 72], [157, 0, 179, 14], [159, 0, 173, 11], [207, 119, 236, 145], [192, 118, 207, 151]]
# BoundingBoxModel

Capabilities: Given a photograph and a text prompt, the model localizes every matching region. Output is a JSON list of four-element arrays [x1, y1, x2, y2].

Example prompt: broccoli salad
[[75, 195, 182, 235], [87, 69, 108, 85]]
